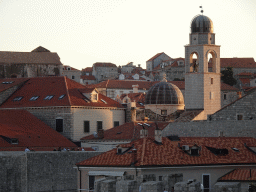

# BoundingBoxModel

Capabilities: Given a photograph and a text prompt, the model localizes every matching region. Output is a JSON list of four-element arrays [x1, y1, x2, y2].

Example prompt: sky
[[0, 0, 255, 70]]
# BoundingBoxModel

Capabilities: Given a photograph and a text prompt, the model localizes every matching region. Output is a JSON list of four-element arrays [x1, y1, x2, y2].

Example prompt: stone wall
[[174, 180, 202, 192], [0, 151, 101, 192], [214, 182, 240, 192], [162, 120, 256, 138]]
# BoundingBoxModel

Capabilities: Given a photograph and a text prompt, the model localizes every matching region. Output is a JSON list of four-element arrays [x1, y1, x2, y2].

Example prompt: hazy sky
[[0, 0, 255, 70]]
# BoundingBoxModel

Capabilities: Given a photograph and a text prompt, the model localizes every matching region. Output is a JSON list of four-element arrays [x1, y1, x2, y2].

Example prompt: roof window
[[101, 99, 107, 104], [58, 94, 65, 99], [206, 146, 229, 156], [2, 81, 14, 84], [44, 95, 54, 100], [13, 96, 23, 101], [30, 96, 39, 101], [232, 148, 240, 152]]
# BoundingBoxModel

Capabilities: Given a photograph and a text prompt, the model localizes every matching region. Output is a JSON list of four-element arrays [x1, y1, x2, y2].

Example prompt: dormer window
[[178, 61, 184, 66], [67, 67, 71, 70], [30, 96, 39, 101], [91, 93, 98, 102], [44, 95, 54, 100], [11, 138, 18, 144]]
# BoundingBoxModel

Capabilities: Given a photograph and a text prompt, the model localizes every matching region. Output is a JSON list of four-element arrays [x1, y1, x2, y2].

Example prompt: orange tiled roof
[[218, 168, 256, 181], [147, 52, 164, 62], [239, 78, 251, 85], [120, 93, 145, 108], [77, 137, 256, 167], [236, 72, 254, 76], [209, 58, 256, 68], [82, 67, 93, 72], [221, 83, 239, 91], [63, 65, 80, 71], [80, 75, 96, 80], [0, 77, 124, 109], [93, 62, 117, 68], [0, 78, 29, 92], [0, 50, 62, 64], [0, 109, 77, 150], [80, 122, 169, 141]]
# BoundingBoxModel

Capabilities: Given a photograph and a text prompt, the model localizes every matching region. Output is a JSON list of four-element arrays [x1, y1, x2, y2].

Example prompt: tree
[[221, 67, 237, 86]]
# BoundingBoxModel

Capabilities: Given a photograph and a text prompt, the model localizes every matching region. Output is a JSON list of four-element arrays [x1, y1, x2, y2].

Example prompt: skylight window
[[232, 148, 240, 152], [13, 96, 23, 101], [206, 146, 229, 156], [44, 95, 54, 100], [58, 94, 65, 99], [30, 96, 39, 101], [2, 81, 14, 84], [101, 99, 107, 104]]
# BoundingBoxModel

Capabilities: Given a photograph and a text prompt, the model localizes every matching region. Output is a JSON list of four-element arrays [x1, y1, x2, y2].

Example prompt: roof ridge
[[64, 77, 72, 106]]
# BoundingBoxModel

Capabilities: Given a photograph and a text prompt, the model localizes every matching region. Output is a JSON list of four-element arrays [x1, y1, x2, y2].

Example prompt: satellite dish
[[93, 132, 98, 138]]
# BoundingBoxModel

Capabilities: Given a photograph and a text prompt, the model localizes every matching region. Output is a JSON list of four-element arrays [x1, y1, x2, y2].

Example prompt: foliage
[[221, 67, 237, 86]]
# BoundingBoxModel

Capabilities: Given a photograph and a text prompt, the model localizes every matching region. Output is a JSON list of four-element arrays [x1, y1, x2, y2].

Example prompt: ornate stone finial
[[161, 73, 167, 82]]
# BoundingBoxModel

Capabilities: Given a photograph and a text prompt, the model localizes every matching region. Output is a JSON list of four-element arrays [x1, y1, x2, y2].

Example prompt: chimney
[[132, 84, 139, 93], [237, 91, 242, 98], [140, 127, 148, 138], [98, 129, 104, 139], [154, 122, 162, 144], [144, 117, 149, 122], [132, 148, 137, 165], [218, 131, 224, 137]]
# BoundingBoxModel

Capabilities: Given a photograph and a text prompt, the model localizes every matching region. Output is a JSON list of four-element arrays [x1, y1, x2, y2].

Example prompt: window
[[44, 95, 54, 100], [56, 119, 63, 132], [84, 121, 90, 133], [161, 110, 167, 116], [92, 94, 98, 101], [202, 174, 210, 192], [211, 78, 213, 84], [13, 96, 23, 101], [237, 114, 243, 120], [191, 148, 199, 155], [30, 96, 39, 101], [89, 176, 95, 190], [59, 94, 65, 99], [72, 75, 75, 79], [159, 176, 163, 181], [210, 92, 214, 100], [97, 121, 103, 131], [114, 121, 119, 127], [67, 68, 71, 71], [223, 94, 227, 100]]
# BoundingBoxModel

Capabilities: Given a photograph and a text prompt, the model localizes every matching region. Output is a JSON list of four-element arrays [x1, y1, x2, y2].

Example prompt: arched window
[[189, 52, 199, 72], [207, 51, 217, 72]]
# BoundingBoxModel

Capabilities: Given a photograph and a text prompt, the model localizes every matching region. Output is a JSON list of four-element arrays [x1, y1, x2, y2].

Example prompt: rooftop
[[77, 137, 256, 167], [218, 168, 256, 181]]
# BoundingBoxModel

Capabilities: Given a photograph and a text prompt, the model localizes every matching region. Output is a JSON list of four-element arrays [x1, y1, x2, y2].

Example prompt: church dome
[[145, 79, 184, 105], [191, 15, 213, 33]]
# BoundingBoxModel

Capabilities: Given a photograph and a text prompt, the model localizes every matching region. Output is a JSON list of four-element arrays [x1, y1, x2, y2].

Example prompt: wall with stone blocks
[[0, 151, 101, 192], [174, 180, 202, 192], [214, 182, 240, 192], [162, 120, 256, 138]]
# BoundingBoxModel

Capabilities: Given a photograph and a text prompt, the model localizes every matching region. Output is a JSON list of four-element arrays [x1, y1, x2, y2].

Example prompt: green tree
[[221, 67, 237, 86]]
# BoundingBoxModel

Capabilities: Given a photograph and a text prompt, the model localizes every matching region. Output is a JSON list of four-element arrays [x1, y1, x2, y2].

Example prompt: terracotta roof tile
[[0, 109, 76, 150], [80, 75, 96, 80], [80, 122, 169, 141], [221, 83, 239, 91], [209, 58, 256, 68], [0, 78, 29, 92], [120, 93, 145, 108], [93, 62, 117, 68], [0, 77, 124, 109], [147, 52, 164, 62], [236, 72, 254, 76], [77, 137, 256, 167], [218, 168, 256, 181], [0, 51, 62, 65], [81, 67, 93, 72], [174, 110, 203, 122], [63, 65, 79, 71]]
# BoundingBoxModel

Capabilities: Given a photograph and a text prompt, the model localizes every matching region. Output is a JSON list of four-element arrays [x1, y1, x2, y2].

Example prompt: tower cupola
[[191, 15, 214, 33]]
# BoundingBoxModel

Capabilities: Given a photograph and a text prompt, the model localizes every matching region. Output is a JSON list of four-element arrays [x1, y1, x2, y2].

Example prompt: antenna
[[199, 5, 203, 14]]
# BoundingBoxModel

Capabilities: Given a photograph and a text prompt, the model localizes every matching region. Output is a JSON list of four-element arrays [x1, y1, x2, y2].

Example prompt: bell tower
[[185, 11, 221, 120]]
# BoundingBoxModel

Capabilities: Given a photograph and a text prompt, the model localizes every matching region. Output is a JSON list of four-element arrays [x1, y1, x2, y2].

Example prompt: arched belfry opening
[[189, 52, 199, 72], [207, 51, 217, 73]]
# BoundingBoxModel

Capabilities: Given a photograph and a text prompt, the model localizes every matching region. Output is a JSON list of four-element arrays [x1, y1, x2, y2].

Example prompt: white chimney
[[132, 84, 139, 93], [155, 129, 162, 144], [140, 128, 148, 138]]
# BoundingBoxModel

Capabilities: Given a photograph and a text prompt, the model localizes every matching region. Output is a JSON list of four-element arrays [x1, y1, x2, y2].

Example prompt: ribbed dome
[[145, 81, 184, 105], [191, 15, 213, 33]]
